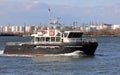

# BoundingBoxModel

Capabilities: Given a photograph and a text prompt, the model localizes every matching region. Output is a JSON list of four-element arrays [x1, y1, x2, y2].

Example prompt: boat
[[3, 9, 98, 56], [3, 25, 98, 55]]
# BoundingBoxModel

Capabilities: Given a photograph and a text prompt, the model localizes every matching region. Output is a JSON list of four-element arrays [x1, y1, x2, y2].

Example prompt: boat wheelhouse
[[32, 29, 83, 44]]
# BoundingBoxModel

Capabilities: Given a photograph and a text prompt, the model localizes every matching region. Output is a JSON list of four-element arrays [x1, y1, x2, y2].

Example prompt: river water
[[0, 36, 120, 75]]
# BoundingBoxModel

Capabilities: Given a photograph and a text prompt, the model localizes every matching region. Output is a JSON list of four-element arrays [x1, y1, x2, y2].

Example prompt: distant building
[[24, 26, 36, 33], [0, 24, 120, 34], [19, 26, 24, 33], [90, 23, 112, 30], [11, 26, 18, 32], [78, 26, 90, 32], [111, 24, 120, 30], [0, 26, 3, 32], [4, 26, 9, 32], [0, 25, 37, 33]]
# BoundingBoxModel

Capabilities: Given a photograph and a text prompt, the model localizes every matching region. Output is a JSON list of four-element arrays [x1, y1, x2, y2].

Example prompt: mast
[[48, 8, 52, 30], [48, 8, 51, 23]]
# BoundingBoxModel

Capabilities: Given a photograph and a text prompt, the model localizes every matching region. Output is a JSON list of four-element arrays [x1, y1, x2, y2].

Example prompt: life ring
[[41, 30, 47, 35], [49, 30, 55, 36]]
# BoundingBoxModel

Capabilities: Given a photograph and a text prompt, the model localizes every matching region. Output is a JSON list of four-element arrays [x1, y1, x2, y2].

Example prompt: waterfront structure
[[111, 24, 120, 30], [0, 25, 36, 33], [0, 26, 4, 32], [90, 23, 112, 30], [0, 23, 120, 35]]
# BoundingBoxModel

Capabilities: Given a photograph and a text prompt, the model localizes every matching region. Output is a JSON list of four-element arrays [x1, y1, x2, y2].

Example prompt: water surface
[[0, 36, 120, 75]]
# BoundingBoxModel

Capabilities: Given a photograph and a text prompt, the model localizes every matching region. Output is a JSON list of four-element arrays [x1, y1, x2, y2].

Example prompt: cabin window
[[68, 32, 74, 38], [41, 37, 45, 41], [64, 33, 68, 37], [68, 32, 83, 38], [46, 37, 50, 42], [35, 37, 39, 42], [56, 32, 61, 36], [51, 37, 55, 42], [56, 37, 60, 42], [39, 37, 42, 41]]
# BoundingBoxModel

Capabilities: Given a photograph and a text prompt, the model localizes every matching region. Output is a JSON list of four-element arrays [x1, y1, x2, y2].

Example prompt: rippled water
[[0, 36, 120, 75]]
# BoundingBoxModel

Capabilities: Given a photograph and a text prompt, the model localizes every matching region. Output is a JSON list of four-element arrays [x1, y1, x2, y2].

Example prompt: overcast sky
[[0, 0, 120, 25]]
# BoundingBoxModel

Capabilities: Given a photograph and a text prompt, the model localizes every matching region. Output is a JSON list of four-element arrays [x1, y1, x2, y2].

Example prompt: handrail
[[6, 41, 62, 46], [6, 38, 97, 46], [82, 38, 97, 42], [6, 42, 33, 45]]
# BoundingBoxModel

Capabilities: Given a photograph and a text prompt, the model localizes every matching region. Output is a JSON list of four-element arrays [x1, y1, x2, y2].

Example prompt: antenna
[[48, 8, 51, 22]]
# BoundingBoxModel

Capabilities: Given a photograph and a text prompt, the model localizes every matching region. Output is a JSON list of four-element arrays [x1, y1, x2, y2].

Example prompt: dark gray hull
[[4, 42, 98, 55]]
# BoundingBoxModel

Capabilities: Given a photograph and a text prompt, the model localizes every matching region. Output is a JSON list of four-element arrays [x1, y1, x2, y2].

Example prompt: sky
[[0, 0, 120, 25]]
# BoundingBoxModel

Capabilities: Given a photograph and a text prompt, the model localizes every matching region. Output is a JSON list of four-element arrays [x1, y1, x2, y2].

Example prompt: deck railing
[[6, 42, 33, 46], [82, 38, 97, 43], [6, 41, 62, 46]]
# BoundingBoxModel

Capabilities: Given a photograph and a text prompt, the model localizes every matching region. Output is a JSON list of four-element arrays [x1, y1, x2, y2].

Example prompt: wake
[[0, 50, 85, 57], [44, 50, 84, 57], [0, 50, 3, 54], [0, 50, 32, 57]]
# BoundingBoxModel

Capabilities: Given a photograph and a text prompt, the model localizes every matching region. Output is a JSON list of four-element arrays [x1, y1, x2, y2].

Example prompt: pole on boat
[[48, 8, 52, 30], [48, 8, 51, 23]]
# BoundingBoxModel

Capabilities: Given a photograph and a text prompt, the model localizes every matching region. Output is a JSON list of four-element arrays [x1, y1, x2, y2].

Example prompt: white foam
[[0, 50, 84, 57], [33, 51, 84, 62], [1, 54, 32, 57], [0, 50, 4, 54], [44, 50, 84, 57], [0, 54, 33, 57], [0, 50, 32, 57]]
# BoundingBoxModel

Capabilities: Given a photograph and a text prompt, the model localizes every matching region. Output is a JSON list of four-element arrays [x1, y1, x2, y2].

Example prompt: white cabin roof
[[64, 31, 83, 33]]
